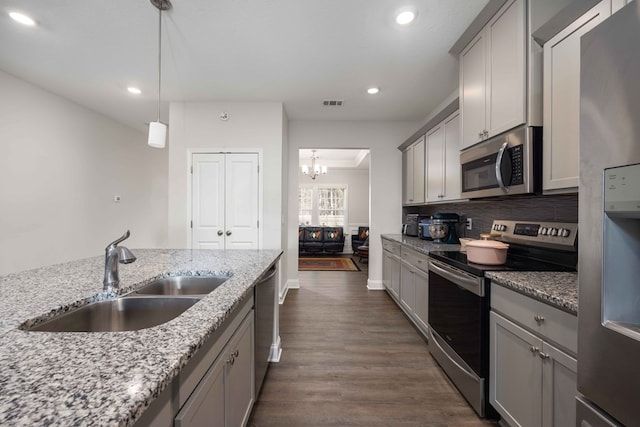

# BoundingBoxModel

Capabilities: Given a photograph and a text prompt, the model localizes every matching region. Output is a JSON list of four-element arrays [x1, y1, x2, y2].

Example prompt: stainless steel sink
[[134, 275, 230, 296], [28, 297, 200, 332]]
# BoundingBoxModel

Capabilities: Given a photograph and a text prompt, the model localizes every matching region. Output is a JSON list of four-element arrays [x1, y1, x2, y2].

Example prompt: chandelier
[[301, 150, 328, 180]]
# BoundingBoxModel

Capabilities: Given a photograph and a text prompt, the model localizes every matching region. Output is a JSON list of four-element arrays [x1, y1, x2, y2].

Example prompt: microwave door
[[496, 142, 513, 193]]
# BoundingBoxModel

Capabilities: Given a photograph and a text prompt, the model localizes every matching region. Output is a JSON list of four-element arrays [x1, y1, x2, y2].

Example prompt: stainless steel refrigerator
[[578, 2, 640, 426]]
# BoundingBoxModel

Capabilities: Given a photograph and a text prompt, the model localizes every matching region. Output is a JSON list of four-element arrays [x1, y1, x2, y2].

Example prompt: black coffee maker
[[430, 213, 460, 244]]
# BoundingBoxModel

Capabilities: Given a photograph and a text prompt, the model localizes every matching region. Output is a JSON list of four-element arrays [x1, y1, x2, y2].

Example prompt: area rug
[[298, 257, 360, 272]]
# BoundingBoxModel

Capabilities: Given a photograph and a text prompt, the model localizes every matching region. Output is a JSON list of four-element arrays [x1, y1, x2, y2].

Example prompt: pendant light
[[148, 0, 171, 148], [302, 150, 328, 180]]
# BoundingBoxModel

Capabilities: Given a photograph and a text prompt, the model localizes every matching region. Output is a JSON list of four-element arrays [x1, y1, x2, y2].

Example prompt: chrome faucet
[[103, 230, 137, 293]]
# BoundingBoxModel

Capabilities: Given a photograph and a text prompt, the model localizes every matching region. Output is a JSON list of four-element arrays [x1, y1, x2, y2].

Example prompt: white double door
[[192, 153, 259, 249]]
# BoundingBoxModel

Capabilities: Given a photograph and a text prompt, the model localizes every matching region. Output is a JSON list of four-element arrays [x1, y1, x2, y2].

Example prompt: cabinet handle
[[232, 349, 239, 358], [217, 230, 224, 236], [530, 346, 539, 354], [483, 130, 489, 137], [226, 230, 232, 236], [478, 132, 484, 139], [534, 315, 545, 323], [227, 355, 235, 366], [539, 352, 550, 360]]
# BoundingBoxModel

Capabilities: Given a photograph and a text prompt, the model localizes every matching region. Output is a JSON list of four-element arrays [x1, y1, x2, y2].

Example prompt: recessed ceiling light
[[396, 8, 417, 25], [127, 87, 142, 95], [367, 87, 380, 95], [9, 11, 36, 27]]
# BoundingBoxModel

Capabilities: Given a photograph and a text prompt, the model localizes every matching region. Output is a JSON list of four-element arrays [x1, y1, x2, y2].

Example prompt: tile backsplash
[[405, 194, 578, 239]]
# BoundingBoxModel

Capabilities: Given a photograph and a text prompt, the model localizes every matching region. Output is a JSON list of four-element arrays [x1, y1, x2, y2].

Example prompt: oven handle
[[428, 258, 485, 297], [495, 141, 510, 193]]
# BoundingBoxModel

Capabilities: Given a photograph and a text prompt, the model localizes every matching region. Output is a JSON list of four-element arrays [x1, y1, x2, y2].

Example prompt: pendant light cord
[[157, 5, 162, 123]]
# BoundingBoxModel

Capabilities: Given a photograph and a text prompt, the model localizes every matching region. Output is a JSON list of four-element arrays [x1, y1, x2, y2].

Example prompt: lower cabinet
[[382, 238, 401, 300], [135, 296, 255, 427], [490, 285, 577, 427], [176, 310, 254, 427], [398, 246, 429, 336]]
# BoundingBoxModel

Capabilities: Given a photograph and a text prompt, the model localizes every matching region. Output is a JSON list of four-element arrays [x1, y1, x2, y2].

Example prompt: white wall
[[287, 120, 418, 291], [167, 102, 285, 251], [0, 70, 168, 276]]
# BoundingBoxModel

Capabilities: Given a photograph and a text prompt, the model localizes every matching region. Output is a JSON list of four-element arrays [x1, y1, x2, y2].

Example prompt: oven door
[[427, 258, 489, 416], [460, 125, 538, 199]]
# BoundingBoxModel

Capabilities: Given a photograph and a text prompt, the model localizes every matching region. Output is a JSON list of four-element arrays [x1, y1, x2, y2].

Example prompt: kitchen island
[[0, 248, 282, 426]]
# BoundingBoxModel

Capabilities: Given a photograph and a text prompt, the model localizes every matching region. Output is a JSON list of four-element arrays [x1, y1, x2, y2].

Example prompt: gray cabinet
[[403, 136, 425, 205], [460, 0, 527, 149], [490, 284, 577, 427], [542, 1, 610, 192], [426, 110, 461, 202], [175, 309, 254, 427], [398, 246, 429, 337], [382, 238, 401, 301]]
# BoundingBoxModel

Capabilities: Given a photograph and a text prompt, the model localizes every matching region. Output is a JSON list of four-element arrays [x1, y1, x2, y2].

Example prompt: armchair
[[351, 226, 369, 253]]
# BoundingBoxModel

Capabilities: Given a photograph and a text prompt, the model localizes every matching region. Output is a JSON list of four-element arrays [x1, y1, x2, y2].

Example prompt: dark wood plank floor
[[248, 260, 497, 426]]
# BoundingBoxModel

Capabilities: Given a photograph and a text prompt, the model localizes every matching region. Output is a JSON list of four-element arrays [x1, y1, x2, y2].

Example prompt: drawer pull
[[539, 352, 550, 360], [530, 346, 539, 354], [534, 315, 545, 323]]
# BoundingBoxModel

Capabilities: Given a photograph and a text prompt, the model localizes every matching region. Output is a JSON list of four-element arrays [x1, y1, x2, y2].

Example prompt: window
[[298, 185, 347, 226]]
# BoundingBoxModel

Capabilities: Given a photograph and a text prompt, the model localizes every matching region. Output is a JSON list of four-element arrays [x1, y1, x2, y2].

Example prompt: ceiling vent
[[322, 100, 343, 106]]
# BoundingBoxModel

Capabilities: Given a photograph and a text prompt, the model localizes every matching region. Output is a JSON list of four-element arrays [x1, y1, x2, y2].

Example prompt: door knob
[[217, 230, 223, 236], [226, 230, 232, 236]]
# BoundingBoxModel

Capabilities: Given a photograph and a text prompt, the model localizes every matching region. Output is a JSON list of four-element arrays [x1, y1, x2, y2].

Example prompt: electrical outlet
[[466, 218, 473, 230]]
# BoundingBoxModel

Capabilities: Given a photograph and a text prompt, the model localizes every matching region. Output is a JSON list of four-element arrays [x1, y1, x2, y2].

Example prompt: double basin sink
[[27, 275, 230, 333]]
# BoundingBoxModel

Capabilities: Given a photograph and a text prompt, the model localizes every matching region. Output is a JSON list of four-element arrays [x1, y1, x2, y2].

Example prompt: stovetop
[[429, 250, 576, 277], [427, 219, 578, 276]]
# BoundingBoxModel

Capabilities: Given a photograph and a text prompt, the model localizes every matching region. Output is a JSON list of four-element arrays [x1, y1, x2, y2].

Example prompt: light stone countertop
[[0, 248, 282, 426], [486, 271, 578, 315], [381, 234, 578, 315]]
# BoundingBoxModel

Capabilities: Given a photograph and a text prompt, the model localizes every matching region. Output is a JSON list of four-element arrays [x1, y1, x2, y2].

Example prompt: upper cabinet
[[460, 0, 527, 149], [542, 1, 611, 192], [426, 111, 462, 202], [403, 136, 425, 205]]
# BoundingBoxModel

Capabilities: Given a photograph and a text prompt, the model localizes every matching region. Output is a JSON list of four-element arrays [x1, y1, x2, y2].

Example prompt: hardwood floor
[[248, 261, 497, 426]]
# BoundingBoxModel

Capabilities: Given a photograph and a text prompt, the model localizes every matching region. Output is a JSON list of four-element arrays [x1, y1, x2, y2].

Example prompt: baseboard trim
[[268, 335, 282, 362], [367, 279, 385, 290], [280, 279, 299, 304]]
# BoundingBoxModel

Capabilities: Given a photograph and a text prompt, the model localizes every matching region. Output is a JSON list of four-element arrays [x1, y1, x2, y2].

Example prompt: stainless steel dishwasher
[[254, 262, 277, 395]]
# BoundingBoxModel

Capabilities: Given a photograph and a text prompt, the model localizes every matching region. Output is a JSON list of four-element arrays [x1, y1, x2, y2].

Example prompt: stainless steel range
[[427, 220, 578, 418]]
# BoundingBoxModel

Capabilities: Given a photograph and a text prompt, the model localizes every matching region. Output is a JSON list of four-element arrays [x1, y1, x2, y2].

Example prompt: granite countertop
[[486, 271, 578, 315], [381, 234, 461, 255], [381, 234, 578, 315], [0, 248, 282, 426]]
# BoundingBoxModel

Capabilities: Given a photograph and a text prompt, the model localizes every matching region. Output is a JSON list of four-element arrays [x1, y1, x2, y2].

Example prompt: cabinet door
[[413, 268, 429, 334], [390, 255, 400, 299], [413, 137, 426, 204], [541, 341, 577, 427], [460, 32, 487, 149], [174, 352, 226, 427], [490, 311, 543, 427], [226, 312, 254, 427], [400, 262, 415, 314], [543, 1, 609, 191], [383, 251, 392, 290], [426, 124, 444, 202], [486, 0, 526, 138], [442, 111, 461, 201], [403, 147, 414, 204]]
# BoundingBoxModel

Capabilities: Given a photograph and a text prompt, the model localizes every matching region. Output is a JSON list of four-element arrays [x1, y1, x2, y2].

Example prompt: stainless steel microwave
[[460, 125, 542, 199]]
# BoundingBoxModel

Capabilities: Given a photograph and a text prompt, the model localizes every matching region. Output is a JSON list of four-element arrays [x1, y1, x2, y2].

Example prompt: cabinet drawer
[[491, 283, 577, 355], [401, 247, 428, 274], [382, 239, 401, 255]]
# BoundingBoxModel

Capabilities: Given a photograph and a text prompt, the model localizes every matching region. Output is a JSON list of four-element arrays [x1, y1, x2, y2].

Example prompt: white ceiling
[[0, 0, 488, 133]]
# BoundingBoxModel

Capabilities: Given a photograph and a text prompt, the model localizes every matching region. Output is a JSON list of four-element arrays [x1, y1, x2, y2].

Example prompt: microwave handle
[[495, 141, 509, 193]]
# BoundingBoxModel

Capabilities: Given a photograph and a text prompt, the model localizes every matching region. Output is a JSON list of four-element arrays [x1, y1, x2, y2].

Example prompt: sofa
[[299, 226, 345, 254], [351, 226, 369, 253]]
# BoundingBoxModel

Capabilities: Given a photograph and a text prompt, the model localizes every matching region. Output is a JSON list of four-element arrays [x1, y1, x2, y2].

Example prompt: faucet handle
[[106, 230, 131, 250]]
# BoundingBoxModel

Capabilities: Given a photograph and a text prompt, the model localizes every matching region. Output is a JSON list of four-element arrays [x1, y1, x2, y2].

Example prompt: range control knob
[[500, 224, 507, 231], [550, 228, 558, 236], [561, 228, 571, 238], [539, 227, 548, 235]]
